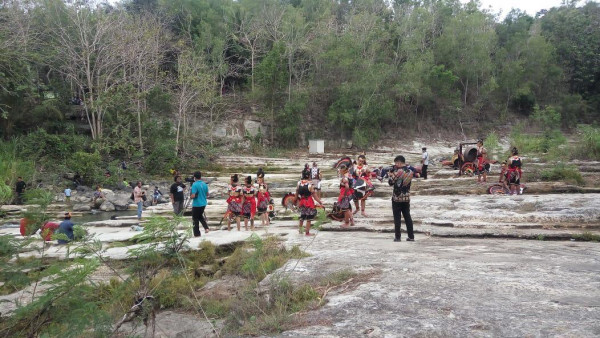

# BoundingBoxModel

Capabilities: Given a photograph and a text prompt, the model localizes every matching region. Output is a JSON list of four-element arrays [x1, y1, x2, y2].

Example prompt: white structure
[[308, 139, 325, 154]]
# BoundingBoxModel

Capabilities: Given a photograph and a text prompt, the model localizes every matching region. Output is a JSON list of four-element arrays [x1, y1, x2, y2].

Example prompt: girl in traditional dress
[[353, 154, 374, 217], [241, 176, 257, 230], [507, 147, 523, 195], [295, 170, 324, 236], [226, 174, 243, 231], [256, 175, 271, 226], [338, 165, 355, 228]]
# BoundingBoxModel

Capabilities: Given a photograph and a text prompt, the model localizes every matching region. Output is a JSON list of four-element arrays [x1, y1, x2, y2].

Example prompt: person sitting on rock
[[93, 185, 105, 204], [57, 212, 75, 244], [152, 186, 162, 205]]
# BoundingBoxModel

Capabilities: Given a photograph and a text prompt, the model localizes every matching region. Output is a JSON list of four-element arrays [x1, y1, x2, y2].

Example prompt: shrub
[[571, 125, 600, 160], [540, 163, 584, 185], [67, 151, 103, 184], [143, 141, 180, 175], [484, 131, 501, 160], [510, 129, 567, 156]]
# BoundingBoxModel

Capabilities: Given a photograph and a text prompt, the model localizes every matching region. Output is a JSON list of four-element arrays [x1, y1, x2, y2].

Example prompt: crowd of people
[[15, 144, 524, 244]]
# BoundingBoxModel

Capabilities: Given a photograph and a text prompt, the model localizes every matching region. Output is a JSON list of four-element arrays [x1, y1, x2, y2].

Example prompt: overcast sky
[[464, 0, 567, 19]]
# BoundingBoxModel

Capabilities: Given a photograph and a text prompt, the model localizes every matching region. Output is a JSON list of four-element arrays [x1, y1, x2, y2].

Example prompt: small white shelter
[[308, 139, 325, 154]]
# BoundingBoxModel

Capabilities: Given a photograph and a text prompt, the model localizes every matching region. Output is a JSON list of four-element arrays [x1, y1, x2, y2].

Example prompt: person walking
[[190, 171, 209, 237], [133, 181, 144, 221], [64, 187, 72, 204], [170, 175, 186, 215], [421, 147, 429, 180], [15, 177, 26, 204], [57, 212, 75, 245], [388, 155, 415, 242]]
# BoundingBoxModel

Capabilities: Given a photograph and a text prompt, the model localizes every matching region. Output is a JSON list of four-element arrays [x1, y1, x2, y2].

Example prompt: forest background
[[0, 0, 599, 199]]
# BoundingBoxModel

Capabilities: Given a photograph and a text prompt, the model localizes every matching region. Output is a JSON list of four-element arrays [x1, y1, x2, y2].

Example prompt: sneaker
[[406, 238, 415, 242], [394, 238, 401, 242]]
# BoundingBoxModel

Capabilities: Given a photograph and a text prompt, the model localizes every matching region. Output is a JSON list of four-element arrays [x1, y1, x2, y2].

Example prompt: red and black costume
[[477, 145, 487, 173], [242, 185, 257, 219], [256, 183, 270, 215], [227, 185, 243, 216], [297, 179, 317, 220], [338, 178, 353, 211], [507, 155, 522, 184], [352, 164, 374, 201]]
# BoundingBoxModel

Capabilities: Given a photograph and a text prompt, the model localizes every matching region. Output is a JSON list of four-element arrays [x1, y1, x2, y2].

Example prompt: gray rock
[[112, 195, 133, 211], [118, 311, 222, 338], [244, 119, 264, 137], [72, 204, 91, 212], [99, 201, 115, 212], [74, 195, 92, 203]]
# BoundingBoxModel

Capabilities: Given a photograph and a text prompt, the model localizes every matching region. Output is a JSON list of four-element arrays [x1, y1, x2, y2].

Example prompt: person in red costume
[[242, 176, 257, 231], [226, 174, 243, 231], [295, 170, 324, 236], [256, 175, 271, 226]]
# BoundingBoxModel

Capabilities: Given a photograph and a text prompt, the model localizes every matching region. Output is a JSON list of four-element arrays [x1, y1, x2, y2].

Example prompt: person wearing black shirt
[[170, 175, 186, 215], [388, 156, 415, 242], [15, 177, 26, 205]]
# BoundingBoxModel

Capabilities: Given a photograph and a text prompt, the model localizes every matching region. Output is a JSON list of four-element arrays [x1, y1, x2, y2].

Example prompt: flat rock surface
[[277, 232, 600, 337]]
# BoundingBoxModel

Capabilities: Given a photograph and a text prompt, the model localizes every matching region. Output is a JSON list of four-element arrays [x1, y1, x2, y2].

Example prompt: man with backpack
[[310, 162, 323, 200]]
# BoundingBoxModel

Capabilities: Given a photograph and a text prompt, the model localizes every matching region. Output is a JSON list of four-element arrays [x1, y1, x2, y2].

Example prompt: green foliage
[[144, 140, 181, 175], [67, 151, 103, 183], [540, 163, 584, 185], [510, 128, 567, 155], [571, 125, 600, 160], [532, 105, 561, 130], [573, 231, 600, 242], [484, 131, 501, 160]]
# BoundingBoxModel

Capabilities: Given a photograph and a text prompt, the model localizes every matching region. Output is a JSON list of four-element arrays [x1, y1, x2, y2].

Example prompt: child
[[152, 186, 162, 205]]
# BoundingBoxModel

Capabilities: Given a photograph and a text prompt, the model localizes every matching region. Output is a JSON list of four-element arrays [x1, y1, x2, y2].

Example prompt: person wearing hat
[[421, 147, 429, 180], [57, 212, 75, 244]]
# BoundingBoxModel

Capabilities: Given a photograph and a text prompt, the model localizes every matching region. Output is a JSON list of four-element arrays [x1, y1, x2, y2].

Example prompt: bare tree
[[172, 50, 214, 154], [234, 11, 264, 92], [119, 12, 167, 150], [47, 2, 125, 140]]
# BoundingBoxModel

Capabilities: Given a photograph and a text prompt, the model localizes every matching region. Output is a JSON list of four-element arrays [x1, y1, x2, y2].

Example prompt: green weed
[[540, 163, 584, 185]]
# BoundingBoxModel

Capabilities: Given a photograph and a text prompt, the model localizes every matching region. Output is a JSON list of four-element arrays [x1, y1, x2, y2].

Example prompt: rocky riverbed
[[1, 143, 599, 336]]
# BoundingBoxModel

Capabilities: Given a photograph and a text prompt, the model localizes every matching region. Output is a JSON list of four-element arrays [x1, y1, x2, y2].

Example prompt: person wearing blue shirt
[[57, 212, 75, 244], [64, 187, 72, 204], [190, 171, 209, 237]]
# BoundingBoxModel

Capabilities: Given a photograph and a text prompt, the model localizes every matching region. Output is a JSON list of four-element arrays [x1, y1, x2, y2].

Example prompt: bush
[[540, 163, 584, 185], [67, 151, 103, 184], [571, 125, 600, 160], [510, 128, 567, 156], [144, 141, 181, 175], [484, 131, 501, 160]]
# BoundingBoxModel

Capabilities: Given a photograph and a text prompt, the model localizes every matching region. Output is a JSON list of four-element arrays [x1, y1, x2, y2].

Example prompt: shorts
[[312, 179, 321, 190], [243, 213, 253, 219]]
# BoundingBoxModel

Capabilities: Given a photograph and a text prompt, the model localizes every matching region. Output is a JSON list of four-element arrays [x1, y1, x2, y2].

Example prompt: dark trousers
[[422, 165, 428, 179], [192, 206, 208, 236], [392, 201, 414, 240]]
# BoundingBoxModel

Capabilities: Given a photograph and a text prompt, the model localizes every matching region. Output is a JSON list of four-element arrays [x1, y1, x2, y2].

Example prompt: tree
[[46, 1, 127, 140]]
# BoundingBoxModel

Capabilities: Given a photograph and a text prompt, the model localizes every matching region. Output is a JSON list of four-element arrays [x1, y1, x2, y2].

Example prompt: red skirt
[[242, 197, 257, 218]]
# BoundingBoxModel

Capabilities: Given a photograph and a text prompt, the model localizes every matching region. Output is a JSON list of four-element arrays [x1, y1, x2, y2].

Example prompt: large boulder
[[73, 204, 91, 212], [99, 201, 115, 212], [112, 194, 133, 211], [74, 195, 92, 203]]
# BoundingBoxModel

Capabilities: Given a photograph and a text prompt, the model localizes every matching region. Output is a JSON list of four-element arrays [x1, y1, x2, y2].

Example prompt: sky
[[464, 0, 567, 19]]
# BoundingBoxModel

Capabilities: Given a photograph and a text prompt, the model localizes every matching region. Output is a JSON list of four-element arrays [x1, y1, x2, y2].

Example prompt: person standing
[[64, 187, 72, 204], [133, 181, 144, 220], [15, 177, 26, 205], [476, 139, 488, 183], [190, 171, 209, 237], [301, 163, 310, 179], [421, 147, 429, 180], [57, 212, 75, 245], [295, 170, 324, 236], [310, 162, 323, 200], [388, 155, 415, 242], [242, 176, 257, 231], [169, 176, 186, 215]]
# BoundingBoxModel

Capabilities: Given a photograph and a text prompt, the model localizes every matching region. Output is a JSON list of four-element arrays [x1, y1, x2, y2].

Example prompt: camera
[[184, 176, 194, 183]]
